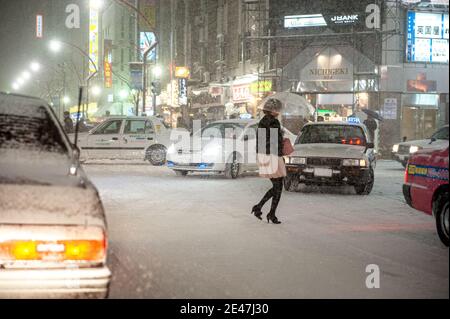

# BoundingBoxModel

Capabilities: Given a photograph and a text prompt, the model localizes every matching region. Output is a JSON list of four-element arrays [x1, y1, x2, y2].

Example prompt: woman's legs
[[268, 178, 283, 218], [256, 178, 283, 213]]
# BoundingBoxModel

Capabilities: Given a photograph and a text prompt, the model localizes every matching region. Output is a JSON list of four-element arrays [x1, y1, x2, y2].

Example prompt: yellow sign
[[175, 67, 190, 79], [250, 80, 273, 93], [89, 9, 99, 74]]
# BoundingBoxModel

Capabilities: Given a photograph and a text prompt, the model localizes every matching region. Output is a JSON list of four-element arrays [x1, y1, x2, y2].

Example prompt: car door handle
[[112, 137, 119, 141], [147, 137, 153, 141]]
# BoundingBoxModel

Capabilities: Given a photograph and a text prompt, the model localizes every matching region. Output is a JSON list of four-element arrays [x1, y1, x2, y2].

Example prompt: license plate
[[314, 168, 333, 177]]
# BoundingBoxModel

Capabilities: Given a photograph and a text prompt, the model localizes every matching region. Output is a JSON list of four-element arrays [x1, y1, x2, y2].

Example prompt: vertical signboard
[[36, 14, 43, 38], [140, 32, 157, 61], [139, 0, 157, 30], [179, 78, 188, 105], [383, 98, 398, 120], [130, 63, 144, 90], [104, 40, 113, 88], [89, 8, 99, 74]]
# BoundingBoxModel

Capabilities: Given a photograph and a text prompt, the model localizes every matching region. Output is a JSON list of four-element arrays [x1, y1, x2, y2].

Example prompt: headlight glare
[[409, 146, 420, 154], [392, 144, 399, 152]]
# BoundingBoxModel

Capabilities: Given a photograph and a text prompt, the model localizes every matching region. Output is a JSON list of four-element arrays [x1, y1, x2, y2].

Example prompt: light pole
[[49, 39, 98, 119]]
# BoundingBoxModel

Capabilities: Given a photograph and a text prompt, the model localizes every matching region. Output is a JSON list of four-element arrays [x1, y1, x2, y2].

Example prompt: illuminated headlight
[[409, 146, 420, 154], [167, 144, 176, 154], [290, 157, 306, 165], [343, 159, 367, 167], [392, 144, 399, 153]]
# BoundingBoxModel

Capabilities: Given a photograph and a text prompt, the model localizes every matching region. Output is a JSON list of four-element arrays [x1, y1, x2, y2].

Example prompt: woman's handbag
[[282, 138, 294, 156], [257, 154, 287, 178]]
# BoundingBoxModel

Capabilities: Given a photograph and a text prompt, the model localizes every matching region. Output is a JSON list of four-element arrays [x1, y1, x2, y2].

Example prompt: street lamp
[[153, 66, 162, 78], [89, 0, 104, 9], [21, 71, 31, 80], [12, 83, 19, 91], [49, 40, 62, 53], [16, 77, 25, 86], [91, 85, 102, 96], [63, 96, 71, 105], [30, 62, 41, 72]]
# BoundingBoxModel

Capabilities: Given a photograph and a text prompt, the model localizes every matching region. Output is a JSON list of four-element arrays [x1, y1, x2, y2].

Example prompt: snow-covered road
[[84, 160, 449, 298]]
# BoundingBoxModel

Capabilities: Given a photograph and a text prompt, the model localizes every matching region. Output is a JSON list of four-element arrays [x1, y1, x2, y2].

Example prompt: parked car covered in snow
[[403, 146, 449, 246], [71, 116, 181, 165], [0, 92, 111, 298], [166, 119, 296, 178], [284, 121, 376, 195], [392, 125, 449, 167]]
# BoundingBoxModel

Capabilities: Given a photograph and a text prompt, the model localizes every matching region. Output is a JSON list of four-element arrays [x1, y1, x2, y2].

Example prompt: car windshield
[[0, 107, 68, 154], [297, 125, 367, 146], [431, 127, 449, 140]]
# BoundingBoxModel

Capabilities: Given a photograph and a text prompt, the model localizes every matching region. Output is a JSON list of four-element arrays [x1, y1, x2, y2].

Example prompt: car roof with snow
[[0, 92, 50, 116], [303, 121, 366, 129]]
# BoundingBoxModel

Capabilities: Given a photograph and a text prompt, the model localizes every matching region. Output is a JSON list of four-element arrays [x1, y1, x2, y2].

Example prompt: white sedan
[[166, 119, 296, 178], [0, 93, 110, 298], [71, 116, 178, 165]]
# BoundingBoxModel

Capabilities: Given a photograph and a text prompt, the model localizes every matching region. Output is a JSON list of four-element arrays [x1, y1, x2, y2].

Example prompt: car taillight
[[404, 164, 409, 183], [1, 239, 106, 262], [0, 226, 107, 263]]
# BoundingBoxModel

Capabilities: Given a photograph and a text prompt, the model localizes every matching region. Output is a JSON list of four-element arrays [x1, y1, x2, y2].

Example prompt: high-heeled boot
[[266, 213, 281, 224], [251, 205, 263, 220]]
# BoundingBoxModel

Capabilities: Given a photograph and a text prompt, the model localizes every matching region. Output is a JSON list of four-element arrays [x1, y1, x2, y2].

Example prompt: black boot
[[251, 205, 263, 220], [266, 213, 281, 224]]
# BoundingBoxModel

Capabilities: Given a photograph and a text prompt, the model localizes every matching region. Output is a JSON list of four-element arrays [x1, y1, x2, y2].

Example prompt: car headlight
[[290, 157, 306, 165], [409, 146, 420, 154], [343, 159, 367, 167], [167, 144, 176, 155], [392, 144, 399, 153]]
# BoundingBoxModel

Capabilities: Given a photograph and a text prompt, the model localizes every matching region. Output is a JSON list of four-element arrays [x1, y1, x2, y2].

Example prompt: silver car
[[0, 93, 111, 298]]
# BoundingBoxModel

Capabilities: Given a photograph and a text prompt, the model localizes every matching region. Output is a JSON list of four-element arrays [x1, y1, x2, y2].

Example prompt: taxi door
[[85, 119, 124, 159], [121, 119, 156, 159]]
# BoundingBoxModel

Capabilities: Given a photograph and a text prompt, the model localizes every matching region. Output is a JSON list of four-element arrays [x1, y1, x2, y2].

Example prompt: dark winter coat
[[256, 114, 283, 157]]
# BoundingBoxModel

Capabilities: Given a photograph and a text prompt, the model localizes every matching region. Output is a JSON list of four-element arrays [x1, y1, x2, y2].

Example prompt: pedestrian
[[252, 99, 286, 224], [63, 111, 74, 133], [364, 116, 378, 142]]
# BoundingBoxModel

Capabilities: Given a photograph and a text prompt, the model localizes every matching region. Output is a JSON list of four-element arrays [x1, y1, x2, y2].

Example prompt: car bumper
[[167, 161, 226, 172], [286, 165, 371, 185], [0, 266, 111, 299], [392, 152, 409, 164]]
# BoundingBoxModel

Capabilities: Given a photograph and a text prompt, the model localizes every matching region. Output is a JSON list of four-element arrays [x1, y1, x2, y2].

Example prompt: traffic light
[[151, 81, 161, 96]]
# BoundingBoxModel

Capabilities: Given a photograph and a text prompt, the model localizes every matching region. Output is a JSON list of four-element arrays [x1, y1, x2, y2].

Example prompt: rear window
[[297, 125, 367, 146], [0, 106, 68, 154]]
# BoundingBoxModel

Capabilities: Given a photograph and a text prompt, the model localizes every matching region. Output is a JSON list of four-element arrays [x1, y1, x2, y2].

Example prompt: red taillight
[[404, 164, 409, 183]]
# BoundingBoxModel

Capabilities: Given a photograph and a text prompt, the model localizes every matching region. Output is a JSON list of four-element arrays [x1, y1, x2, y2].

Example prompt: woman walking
[[252, 99, 287, 224]]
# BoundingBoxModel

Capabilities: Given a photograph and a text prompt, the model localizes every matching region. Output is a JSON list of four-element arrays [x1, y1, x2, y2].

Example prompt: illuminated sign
[[250, 80, 273, 93], [179, 79, 188, 105], [140, 32, 157, 61], [36, 15, 43, 38], [232, 84, 252, 103], [330, 15, 359, 25], [284, 14, 327, 28], [104, 40, 113, 88], [175, 67, 190, 79], [89, 9, 99, 74], [406, 11, 449, 63]]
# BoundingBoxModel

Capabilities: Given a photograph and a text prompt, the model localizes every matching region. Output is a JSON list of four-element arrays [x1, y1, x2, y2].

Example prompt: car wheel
[[174, 170, 188, 177], [284, 175, 297, 192], [224, 153, 241, 179], [434, 191, 449, 247], [147, 145, 167, 166], [354, 168, 374, 195]]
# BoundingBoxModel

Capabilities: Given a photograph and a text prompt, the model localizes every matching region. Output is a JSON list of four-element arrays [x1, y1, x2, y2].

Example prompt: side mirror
[[429, 137, 437, 144], [366, 142, 375, 149], [243, 135, 249, 141]]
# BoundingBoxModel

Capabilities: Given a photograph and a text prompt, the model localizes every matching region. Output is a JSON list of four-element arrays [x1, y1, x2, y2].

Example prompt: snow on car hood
[[398, 139, 448, 149], [292, 143, 366, 159], [0, 183, 105, 227]]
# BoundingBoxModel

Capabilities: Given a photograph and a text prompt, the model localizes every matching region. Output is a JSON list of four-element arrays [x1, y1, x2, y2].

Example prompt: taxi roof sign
[[347, 116, 361, 124]]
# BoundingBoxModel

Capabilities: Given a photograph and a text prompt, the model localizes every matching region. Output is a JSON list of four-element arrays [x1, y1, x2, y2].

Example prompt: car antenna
[[74, 87, 83, 148]]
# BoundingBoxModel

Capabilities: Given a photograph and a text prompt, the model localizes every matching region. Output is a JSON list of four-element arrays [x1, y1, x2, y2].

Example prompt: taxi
[[284, 119, 376, 195], [403, 145, 449, 246]]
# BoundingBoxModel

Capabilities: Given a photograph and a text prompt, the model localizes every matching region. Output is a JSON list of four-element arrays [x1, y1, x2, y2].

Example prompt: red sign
[[36, 15, 43, 38], [232, 84, 252, 103]]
